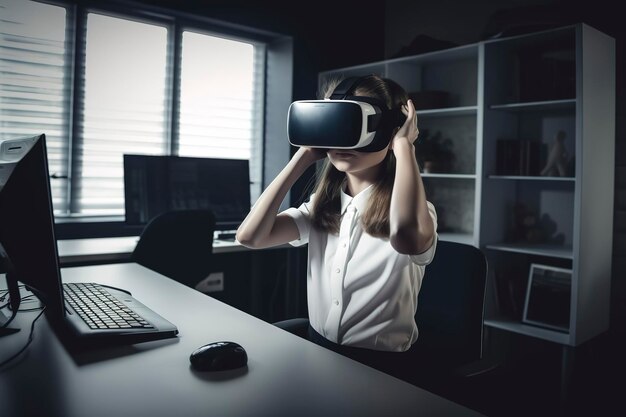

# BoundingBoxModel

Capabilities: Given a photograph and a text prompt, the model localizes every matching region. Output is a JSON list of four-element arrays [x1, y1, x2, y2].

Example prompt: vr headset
[[287, 76, 404, 153]]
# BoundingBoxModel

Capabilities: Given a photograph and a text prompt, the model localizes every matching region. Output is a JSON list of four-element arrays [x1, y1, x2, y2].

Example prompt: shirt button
[[335, 268, 341, 273], [342, 243, 347, 248], [333, 299, 339, 306]]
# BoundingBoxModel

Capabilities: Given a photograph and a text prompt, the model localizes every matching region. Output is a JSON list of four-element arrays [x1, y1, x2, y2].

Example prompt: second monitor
[[124, 154, 251, 231]]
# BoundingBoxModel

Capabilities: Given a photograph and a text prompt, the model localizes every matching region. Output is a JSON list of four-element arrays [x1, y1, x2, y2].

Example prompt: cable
[[7, 294, 44, 312], [0, 309, 17, 329], [0, 284, 26, 310], [0, 292, 8, 309], [0, 282, 130, 369], [0, 292, 18, 329], [0, 306, 46, 369], [1, 285, 43, 313], [1, 284, 44, 330]]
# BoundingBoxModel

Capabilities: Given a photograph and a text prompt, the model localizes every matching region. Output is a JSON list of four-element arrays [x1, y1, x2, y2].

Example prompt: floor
[[435, 329, 626, 417]]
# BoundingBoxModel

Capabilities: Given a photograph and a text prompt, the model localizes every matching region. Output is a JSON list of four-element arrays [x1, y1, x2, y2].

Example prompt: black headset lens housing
[[287, 76, 404, 153]]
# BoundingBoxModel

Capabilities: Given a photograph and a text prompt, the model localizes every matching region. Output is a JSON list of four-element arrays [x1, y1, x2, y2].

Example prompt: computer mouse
[[189, 341, 248, 371]]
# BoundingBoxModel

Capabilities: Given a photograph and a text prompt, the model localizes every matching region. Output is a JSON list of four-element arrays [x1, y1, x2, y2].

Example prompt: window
[[0, 0, 266, 218]]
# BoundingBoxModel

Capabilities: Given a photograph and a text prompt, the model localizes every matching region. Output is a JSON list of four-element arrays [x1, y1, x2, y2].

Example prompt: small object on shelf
[[415, 129, 455, 173], [540, 130, 570, 177], [506, 203, 565, 245], [496, 138, 544, 176], [522, 264, 571, 333], [494, 266, 527, 320], [496, 139, 521, 175], [507, 203, 543, 243]]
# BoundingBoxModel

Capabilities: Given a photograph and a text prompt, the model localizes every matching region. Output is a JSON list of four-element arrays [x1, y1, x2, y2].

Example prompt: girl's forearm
[[236, 148, 317, 247], [389, 139, 435, 254]]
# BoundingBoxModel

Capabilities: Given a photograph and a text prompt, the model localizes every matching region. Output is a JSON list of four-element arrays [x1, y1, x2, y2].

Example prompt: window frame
[[35, 0, 275, 225]]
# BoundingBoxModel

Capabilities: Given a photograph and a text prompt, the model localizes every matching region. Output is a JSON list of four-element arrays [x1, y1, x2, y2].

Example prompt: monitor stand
[[1, 248, 22, 337]]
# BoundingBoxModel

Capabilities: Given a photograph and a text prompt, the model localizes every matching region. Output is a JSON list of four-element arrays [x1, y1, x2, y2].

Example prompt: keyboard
[[63, 283, 154, 330]]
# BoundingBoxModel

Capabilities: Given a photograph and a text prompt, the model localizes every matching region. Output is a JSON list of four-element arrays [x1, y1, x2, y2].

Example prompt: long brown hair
[[310, 75, 409, 238]]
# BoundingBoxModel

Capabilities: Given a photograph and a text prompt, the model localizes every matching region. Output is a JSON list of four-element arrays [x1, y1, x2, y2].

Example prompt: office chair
[[412, 240, 487, 365], [274, 240, 493, 394], [402, 241, 490, 387], [132, 209, 216, 289]]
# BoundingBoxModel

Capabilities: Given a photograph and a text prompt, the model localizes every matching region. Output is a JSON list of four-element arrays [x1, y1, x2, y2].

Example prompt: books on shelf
[[496, 139, 545, 176]]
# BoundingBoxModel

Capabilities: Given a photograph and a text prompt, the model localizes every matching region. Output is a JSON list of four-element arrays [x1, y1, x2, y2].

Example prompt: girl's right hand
[[390, 99, 419, 151], [295, 146, 327, 165]]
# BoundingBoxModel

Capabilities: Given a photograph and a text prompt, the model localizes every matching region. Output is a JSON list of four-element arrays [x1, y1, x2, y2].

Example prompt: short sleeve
[[410, 201, 438, 266], [281, 194, 315, 247]]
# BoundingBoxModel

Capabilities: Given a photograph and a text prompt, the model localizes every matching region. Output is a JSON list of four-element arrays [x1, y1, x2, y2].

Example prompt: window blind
[[0, 0, 70, 214], [178, 31, 265, 203], [76, 13, 169, 216]]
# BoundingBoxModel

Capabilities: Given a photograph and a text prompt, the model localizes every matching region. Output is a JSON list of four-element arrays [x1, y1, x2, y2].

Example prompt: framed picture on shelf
[[522, 264, 572, 333]]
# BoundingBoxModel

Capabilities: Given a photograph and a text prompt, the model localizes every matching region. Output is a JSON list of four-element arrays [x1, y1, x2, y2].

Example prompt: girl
[[236, 74, 437, 374]]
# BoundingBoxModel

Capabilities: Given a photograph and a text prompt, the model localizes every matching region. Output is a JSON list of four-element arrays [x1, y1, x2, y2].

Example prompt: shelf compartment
[[484, 27, 576, 104], [480, 180, 575, 249], [484, 107, 576, 178], [387, 54, 478, 109], [422, 177, 475, 237], [484, 317, 570, 345], [417, 114, 477, 175]]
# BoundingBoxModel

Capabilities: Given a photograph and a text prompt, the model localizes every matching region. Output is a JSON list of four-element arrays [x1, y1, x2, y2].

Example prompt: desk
[[57, 237, 300, 323], [0, 263, 484, 417], [57, 236, 251, 266]]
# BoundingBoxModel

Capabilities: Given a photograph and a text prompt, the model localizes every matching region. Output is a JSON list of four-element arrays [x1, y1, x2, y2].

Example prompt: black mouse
[[189, 341, 248, 371]]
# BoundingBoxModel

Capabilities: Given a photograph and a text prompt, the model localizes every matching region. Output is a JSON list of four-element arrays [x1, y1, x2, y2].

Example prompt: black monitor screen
[[123, 155, 251, 229], [0, 134, 65, 318]]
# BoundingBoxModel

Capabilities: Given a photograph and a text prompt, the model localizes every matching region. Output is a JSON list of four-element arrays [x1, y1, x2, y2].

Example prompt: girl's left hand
[[390, 99, 419, 150]]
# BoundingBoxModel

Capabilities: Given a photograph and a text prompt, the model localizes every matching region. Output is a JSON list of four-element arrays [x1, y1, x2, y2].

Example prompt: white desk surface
[[1, 263, 483, 416], [57, 236, 263, 265]]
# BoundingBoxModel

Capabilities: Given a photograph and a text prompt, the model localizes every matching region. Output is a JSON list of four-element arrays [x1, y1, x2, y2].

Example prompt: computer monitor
[[123, 154, 251, 231], [0, 134, 65, 330]]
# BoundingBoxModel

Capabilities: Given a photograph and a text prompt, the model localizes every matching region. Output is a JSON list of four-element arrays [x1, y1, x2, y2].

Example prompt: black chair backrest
[[414, 240, 487, 369], [132, 209, 215, 288]]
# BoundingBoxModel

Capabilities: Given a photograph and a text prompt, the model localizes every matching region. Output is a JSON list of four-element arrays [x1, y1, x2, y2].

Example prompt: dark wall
[[384, 0, 626, 339], [384, 0, 624, 55]]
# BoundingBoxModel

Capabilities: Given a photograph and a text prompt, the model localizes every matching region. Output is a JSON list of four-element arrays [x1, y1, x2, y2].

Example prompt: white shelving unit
[[319, 23, 615, 348]]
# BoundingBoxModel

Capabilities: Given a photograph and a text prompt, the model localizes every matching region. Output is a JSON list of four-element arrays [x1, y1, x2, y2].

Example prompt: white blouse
[[282, 185, 438, 352]]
